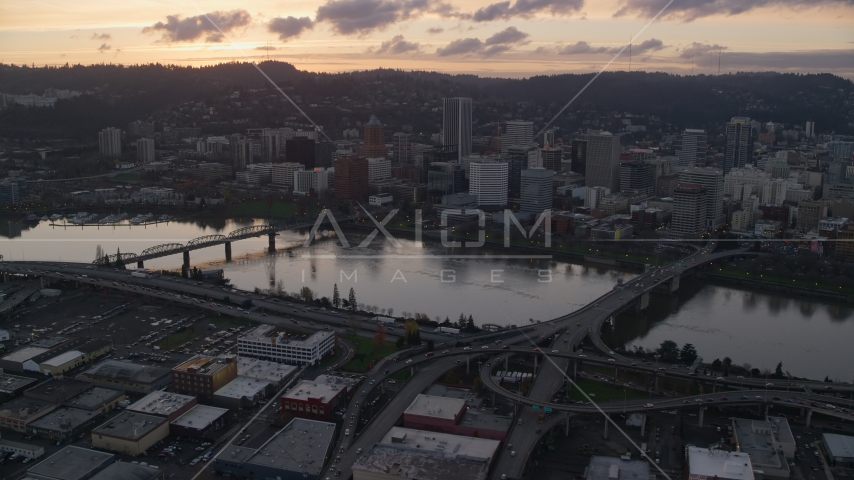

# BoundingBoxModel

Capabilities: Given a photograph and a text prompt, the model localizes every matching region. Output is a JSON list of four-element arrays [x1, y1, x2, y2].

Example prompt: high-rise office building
[[137, 138, 155, 163], [286, 137, 316, 169], [826, 141, 853, 160], [619, 161, 655, 195], [501, 120, 534, 153], [678, 167, 725, 229], [570, 139, 587, 176], [367, 157, 391, 184], [538, 129, 556, 149], [520, 168, 553, 214], [539, 146, 562, 173], [261, 128, 280, 163], [272, 162, 304, 187], [676, 129, 707, 167], [361, 115, 388, 159], [805, 121, 815, 139], [333, 157, 369, 202], [229, 134, 252, 172], [585, 131, 621, 192], [442, 98, 472, 161], [724, 117, 752, 174], [427, 162, 465, 202], [468, 160, 508, 209], [670, 183, 708, 240], [506, 157, 527, 198], [98, 127, 122, 158]]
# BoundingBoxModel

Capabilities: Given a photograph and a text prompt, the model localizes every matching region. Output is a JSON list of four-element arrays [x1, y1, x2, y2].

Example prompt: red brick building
[[334, 156, 369, 202], [171, 355, 237, 401], [280, 380, 347, 421]]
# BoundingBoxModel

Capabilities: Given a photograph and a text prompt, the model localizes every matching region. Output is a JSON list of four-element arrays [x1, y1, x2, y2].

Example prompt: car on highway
[[551, 350, 559, 353], [643, 403, 654, 408], [405, 359, 413, 364]]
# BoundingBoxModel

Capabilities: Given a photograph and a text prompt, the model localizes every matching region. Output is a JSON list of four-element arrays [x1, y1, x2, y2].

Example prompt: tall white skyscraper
[[670, 183, 707, 240], [442, 97, 472, 162], [99, 127, 122, 158], [805, 121, 815, 139], [585, 131, 621, 192], [136, 138, 155, 163], [501, 120, 534, 153], [676, 129, 707, 167], [469, 160, 508, 209], [367, 157, 391, 184]]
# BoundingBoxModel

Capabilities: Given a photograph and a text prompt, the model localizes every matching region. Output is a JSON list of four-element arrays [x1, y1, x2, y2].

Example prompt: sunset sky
[[1, 0, 853, 78]]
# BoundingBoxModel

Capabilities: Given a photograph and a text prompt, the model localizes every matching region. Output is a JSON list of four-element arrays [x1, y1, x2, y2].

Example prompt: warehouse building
[[236, 356, 298, 392], [0, 438, 44, 459], [27, 407, 102, 442], [212, 376, 270, 410], [38, 350, 84, 375], [126, 391, 197, 422], [0, 396, 58, 433], [215, 418, 335, 480], [172, 355, 237, 400], [281, 379, 348, 421], [0, 346, 49, 372], [81, 360, 171, 393], [687, 446, 754, 480], [732, 416, 794, 478], [64, 387, 125, 414], [0, 370, 37, 395], [822, 433, 854, 467], [586, 456, 654, 480], [25, 446, 114, 480], [353, 427, 500, 480], [91, 411, 169, 456], [25, 378, 93, 403], [169, 405, 230, 439], [401, 394, 509, 441]]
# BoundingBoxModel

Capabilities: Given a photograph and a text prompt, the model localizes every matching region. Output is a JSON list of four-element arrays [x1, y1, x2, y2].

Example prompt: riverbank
[[697, 266, 854, 302]]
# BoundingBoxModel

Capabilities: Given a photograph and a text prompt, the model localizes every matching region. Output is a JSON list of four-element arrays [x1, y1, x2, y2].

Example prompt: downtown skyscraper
[[724, 117, 752, 174], [442, 97, 472, 162], [584, 131, 621, 192]]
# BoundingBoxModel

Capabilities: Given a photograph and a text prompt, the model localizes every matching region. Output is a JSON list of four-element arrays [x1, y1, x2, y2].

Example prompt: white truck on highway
[[436, 326, 460, 335], [131, 271, 149, 279]]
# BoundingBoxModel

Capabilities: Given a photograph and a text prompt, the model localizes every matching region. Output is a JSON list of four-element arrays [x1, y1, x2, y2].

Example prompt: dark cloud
[[436, 37, 484, 56], [552, 38, 666, 55], [268, 16, 314, 41], [316, 0, 459, 35], [142, 10, 251, 43], [679, 42, 728, 58], [615, 0, 854, 22], [472, 0, 583, 21], [97, 43, 111, 53], [255, 45, 279, 51], [484, 26, 529, 45], [427, 27, 444, 34], [372, 35, 420, 54], [483, 44, 513, 56], [91, 33, 112, 41]]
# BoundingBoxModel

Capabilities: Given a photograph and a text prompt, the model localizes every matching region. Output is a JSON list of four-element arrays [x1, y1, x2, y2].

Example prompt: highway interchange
[[1, 248, 852, 480]]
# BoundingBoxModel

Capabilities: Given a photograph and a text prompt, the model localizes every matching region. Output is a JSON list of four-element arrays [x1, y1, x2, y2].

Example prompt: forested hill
[[0, 61, 851, 141]]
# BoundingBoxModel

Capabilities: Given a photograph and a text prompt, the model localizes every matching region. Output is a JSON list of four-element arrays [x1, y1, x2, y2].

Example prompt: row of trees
[[648, 340, 699, 365]]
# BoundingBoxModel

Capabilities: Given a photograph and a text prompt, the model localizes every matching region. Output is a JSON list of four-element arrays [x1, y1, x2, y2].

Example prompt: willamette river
[[2, 217, 850, 381]]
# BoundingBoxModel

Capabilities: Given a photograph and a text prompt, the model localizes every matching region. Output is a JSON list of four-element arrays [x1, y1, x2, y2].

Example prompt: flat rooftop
[[687, 446, 754, 480], [458, 409, 512, 433], [92, 411, 166, 440], [173, 355, 233, 376], [424, 384, 472, 400], [28, 407, 98, 432], [2, 346, 49, 363], [41, 350, 82, 367], [25, 378, 93, 402], [0, 372, 38, 393], [0, 438, 42, 454], [170, 405, 229, 430], [404, 394, 465, 421], [126, 391, 195, 417], [218, 418, 335, 476], [26, 445, 114, 480], [240, 324, 334, 348], [823, 433, 854, 459], [88, 462, 161, 480], [282, 379, 346, 402], [65, 387, 124, 410], [381, 427, 500, 462], [587, 456, 654, 480], [354, 443, 492, 480], [310, 374, 359, 393], [31, 337, 70, 349], [237, 357, 297, 383], [732, 417, 791, 469], [0, 396, 56, 421], [83, 359, 171, 384], [214, 376, 270, 399]]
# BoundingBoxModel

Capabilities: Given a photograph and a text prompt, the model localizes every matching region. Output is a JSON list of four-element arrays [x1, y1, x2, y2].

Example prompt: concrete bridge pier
[[603, 414, 609, 439], [504, 356, 508, 371], [225, 242, 232, 262], [183, 251, 190, 270], [565, 412, 571, 436], [805, 409, 812, 428], [641, 413, 647, 436], [137, 261, 144, 269], [635, 292, 650, 313], [699, 407, 705, 427], [268, 233, 276, 253]]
